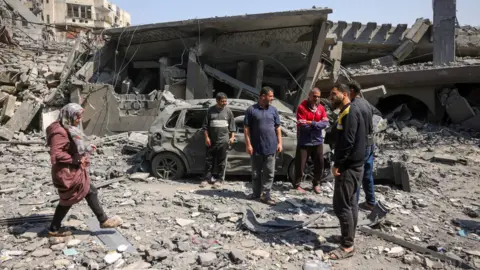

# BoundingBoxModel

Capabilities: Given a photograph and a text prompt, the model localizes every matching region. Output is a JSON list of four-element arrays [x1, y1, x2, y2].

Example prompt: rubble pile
[[0, 0, 72, 141], [347, 57, 480, 76], [0, 122, 478, 270]]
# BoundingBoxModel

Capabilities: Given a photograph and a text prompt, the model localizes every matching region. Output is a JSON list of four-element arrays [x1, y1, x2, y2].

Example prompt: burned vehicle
[[145, 99, 333, 182]]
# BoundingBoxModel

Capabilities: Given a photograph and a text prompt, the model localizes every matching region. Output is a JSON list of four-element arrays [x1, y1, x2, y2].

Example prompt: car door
[[227, 113, 252, 175], [172, 108, 207, 173]]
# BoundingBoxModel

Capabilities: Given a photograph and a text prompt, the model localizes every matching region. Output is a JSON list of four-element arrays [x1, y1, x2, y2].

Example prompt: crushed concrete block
[[41, 109, 60, 134], [461, 114, 480, 131], [5, 101, 42, 132], [360, 85, 386, 106], [0, 126, 14, 140], [0, 94, 16, 122], [128, 132, 148, 145], [392, 162, 410, 192], [0, 85, 17, 94], [444, 89, 475, 123]]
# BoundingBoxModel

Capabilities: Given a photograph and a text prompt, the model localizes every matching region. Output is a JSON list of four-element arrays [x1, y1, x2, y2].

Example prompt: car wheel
[[151, 152, 186, 180]]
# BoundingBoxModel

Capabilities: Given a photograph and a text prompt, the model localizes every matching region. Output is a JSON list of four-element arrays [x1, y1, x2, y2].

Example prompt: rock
[[251, 249, 270, 258], [288, 249, 299, 255], [129, 172, 150, 181], [424, 257, 434, 268], [146, 249, 169, 261], [117, 244, 128, 252], [413, 225, 421, 233], [315, 250, 324, 258], [217, 212, 233, 221], [20, 227, 44, 240], [176, 218, 195, 227], [67, 239, 82, 247], [198, 252, 217, 266], [200, 230, 209, 238], [31, 248, 52, 257], [241, 240, 256, 248], [177, 241, 189, 252], [88, 260, 100, 270], [51, 243, 66, 251], [388, 247, 405, 257], [303, 260, 332, 270], [54, 259, 70, 267], [229, 249, 246, 264], [104, 251, 122, 264], [121, 260, 151, 270]]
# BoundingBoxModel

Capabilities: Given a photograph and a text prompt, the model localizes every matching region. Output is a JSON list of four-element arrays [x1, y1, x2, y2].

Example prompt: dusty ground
[[0, 127, 479, 270]]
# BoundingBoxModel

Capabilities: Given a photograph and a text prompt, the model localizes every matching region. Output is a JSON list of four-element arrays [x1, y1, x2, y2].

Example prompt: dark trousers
[[293, 144, 324, 187], [333, 166, 363, 248], [204, 142, 228, 181], [356, 144, 376, 206], [251, 154, 276, 198], [50, 184, 107, 231]]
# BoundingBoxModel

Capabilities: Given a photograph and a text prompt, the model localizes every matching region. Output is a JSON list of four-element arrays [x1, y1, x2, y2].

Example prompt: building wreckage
[[1, 4, 480, 138]]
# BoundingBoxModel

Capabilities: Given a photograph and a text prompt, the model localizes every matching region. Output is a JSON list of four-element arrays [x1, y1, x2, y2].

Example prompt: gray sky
[[113, 0, 479, 27]]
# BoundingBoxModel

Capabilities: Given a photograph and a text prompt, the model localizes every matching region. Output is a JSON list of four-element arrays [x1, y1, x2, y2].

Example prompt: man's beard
[[331, 98, 342, 109]]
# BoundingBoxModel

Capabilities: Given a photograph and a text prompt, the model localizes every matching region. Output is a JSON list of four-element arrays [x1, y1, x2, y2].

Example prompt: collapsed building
[[54, 6, 480, 137], [1, 4, 480, 139]]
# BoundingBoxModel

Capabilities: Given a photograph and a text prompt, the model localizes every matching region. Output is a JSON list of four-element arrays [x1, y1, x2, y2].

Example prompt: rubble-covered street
[[0, 121, 479, 270], [1, 0, 480, 269]]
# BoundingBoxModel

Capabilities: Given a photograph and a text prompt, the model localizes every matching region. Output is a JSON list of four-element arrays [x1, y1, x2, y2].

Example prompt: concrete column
[[252, 60, 264, 90], [329, 41, 343, 83], [158, 57, 170, 91], [235, 61, 251, 97], [294, 21, 328, 109], [433, 0, 456, 65]]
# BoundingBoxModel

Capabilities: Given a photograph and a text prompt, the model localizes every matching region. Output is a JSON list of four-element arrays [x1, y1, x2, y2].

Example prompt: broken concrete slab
[[360, 85, 386, 106], [444, 90, 475, 123], [4, 101, 42, 132], [461, 114, 480, 131], [85, 217, 137, 254], [393, 162, 410, 192], [0, 126, 14, 141], [41, 109, 60, 134], [204, 64, 259, 98], [0, 94, 16, 122]]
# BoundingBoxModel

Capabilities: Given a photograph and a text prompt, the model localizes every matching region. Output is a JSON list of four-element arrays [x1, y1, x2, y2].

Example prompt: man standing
[[201, 92, 236, 188], [294, 88, 329, 194], [327, 83, 366, 260], [244, 86, 282, 205], [347, 81, 383, 211]]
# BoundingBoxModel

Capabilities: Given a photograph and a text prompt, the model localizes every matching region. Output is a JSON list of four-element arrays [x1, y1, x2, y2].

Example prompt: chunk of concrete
[[444, 90, 475, 123], [360, 85, 386, 106], [461, 114, 480, 131], [0, 94, 17, 122], [5, 101, 42, 132], [393, 162, 410, 192], [41, 109, 60, 134], [0, 126, 14, 140]]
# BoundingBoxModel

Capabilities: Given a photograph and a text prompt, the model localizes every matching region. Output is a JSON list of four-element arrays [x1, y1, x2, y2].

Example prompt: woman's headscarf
[[58, 103, 92, 155]]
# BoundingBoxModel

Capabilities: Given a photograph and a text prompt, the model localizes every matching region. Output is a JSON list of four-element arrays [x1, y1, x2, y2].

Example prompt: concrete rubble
[[0, 2, 479, 270]]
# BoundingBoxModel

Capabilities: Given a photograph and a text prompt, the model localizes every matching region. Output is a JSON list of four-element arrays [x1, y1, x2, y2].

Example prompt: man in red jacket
[[294, 88, 329, 193]]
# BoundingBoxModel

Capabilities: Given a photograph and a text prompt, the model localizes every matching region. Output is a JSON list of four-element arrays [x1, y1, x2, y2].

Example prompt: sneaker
[[199, 181, 209, 188], [313, 185, 321, 194], [48, 227, 72, 237], [359, 202, 376, 211], [100, 216, 122, 229], [295, 186, 306, 193]]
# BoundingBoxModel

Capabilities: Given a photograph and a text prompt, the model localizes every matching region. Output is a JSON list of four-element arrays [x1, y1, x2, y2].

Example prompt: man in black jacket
[[327, 83, 366, 260], [348, 81, 383, 211]]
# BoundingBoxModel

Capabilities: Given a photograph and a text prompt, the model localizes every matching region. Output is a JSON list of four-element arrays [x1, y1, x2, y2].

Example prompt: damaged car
[[145, 98, 333, 182]]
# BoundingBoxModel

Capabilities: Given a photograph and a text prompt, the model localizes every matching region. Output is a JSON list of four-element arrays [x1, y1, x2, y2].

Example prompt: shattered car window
[[165, 110, 181, 128], [184, 109, 207, 129]]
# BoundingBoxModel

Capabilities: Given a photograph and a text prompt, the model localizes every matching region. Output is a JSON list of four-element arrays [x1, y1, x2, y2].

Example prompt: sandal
[[260, 194, 276, 206], [48, 227, 72, 237], [328, 247, 355, 260], [100, 216, 123, 229]]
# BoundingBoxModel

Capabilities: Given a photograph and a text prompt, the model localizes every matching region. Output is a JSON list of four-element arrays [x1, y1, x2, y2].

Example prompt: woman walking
[[46, 103, 121, 237]]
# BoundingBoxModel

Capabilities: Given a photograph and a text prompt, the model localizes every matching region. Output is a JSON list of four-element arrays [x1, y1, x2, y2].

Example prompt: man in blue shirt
[[244, 86, 282, 205]]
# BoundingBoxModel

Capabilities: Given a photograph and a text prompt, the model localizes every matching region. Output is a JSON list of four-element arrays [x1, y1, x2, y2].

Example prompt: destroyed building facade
[[60, 7, 480, 137]]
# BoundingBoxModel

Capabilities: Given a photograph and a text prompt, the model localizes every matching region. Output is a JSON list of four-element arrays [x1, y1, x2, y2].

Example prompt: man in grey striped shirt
[[201, 92, 236, 188]]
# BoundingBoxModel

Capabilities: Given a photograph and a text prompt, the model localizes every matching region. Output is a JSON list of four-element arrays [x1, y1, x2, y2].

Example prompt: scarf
[[58, 103, 92, 155]]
